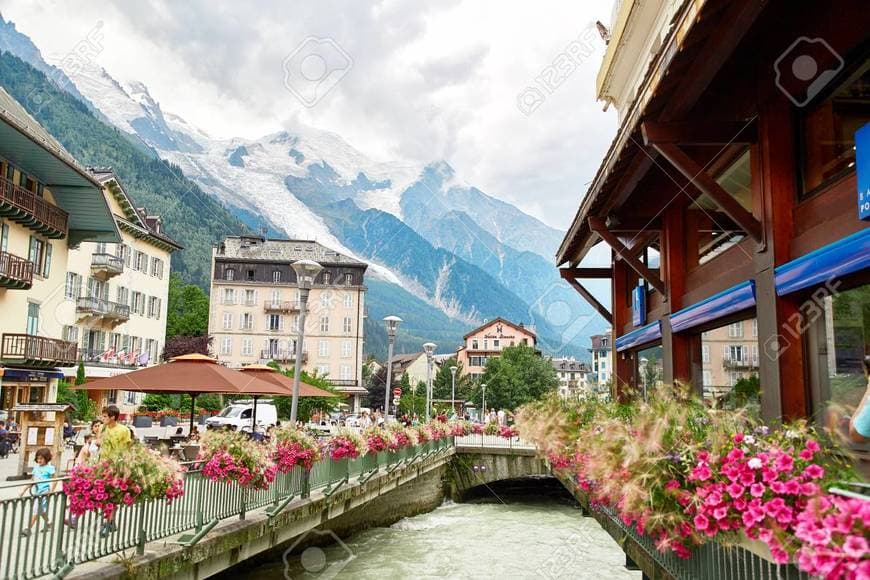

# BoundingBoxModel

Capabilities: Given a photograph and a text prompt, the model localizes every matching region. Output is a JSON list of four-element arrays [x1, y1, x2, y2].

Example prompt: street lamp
[[423, 342, 436, 420], [481, 383, 487, 421], [449, 365, 457, 419], [289, 259, 323, 424], [383, 315, 402, 422]]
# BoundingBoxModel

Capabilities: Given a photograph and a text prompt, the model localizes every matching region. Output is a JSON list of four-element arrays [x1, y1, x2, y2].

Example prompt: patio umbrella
[[239, 365, 335, 428], [74, 354, 298, 432]]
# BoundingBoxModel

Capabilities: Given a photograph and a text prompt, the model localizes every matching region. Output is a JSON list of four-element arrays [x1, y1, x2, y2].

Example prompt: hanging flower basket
[[328, 429, 366, 460], [272, 427, 321, 472], [363, 427, 390, 455], [64, 445, 184, 519], [198, 430, 277, 489]]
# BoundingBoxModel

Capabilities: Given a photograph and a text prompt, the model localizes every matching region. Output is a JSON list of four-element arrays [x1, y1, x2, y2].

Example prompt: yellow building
[[208, 236, 368, 409], [0, 87, 119, 422], [57, 169, 181, 416]]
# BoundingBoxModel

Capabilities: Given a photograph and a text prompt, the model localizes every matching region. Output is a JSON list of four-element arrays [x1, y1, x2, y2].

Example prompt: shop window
[[635, 344, 663, 399], [801, 61, 870, 196], [814, 286, 869, 425], [693, 149, 751, 265], [700, 317, 760, 412]]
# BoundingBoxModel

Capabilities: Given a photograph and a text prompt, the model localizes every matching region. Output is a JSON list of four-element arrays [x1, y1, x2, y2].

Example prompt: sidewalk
[[0, 447, 76, 500]]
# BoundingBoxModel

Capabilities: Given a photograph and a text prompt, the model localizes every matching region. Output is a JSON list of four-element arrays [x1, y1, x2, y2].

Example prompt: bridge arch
[[448, 448, 550, 500]]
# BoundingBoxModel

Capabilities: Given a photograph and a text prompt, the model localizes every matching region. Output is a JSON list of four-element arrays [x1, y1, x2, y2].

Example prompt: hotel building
[[588, 330, 613, 392], [550, 357, 590, 399], [455, 317, 537, 380], [557, 0, 869, 423], [57, 169, 181, 416], [208, 236, 368, 408]]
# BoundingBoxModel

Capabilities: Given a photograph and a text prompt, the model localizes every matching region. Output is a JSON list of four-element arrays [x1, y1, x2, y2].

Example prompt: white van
[[205, 400, 278, 432]]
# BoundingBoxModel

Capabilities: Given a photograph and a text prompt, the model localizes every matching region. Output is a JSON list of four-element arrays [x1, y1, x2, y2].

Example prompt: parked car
[[205, 400, 278, 432], [343, 414, 360, 428]]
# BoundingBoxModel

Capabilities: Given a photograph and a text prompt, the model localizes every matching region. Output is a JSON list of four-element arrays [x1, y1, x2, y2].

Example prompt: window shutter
[[723, 345, 729, 360], [279, 315, 285, 330]]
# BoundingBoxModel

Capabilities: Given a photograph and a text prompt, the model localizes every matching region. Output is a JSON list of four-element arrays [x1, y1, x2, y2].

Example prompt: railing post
[[239, 488, 248, 520], [195, 473, 204, 532], [136, 501, 147, 556], [302, 469, 311, 499]]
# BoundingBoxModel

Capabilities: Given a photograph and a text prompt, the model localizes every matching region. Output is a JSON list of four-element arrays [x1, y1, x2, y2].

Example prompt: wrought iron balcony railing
[[76, 296, 131, 321]]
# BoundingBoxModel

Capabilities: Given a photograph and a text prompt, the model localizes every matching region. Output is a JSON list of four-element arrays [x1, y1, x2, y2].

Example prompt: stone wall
[[448, 450, 550, 500]]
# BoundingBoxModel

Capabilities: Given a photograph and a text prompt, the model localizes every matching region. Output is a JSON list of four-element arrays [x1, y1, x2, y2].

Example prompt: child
[[20, 448, 56, 536]]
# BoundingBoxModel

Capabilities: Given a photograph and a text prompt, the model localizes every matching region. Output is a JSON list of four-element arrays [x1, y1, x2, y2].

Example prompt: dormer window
[[272, 270, 281, 283], [344, 273, 353, 285], [247, 269, 255, 281], [225, 268, 235, 281], [322, 272, 332, 284]]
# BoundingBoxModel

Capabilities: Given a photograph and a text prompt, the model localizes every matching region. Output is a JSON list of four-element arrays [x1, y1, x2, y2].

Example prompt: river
[[230, 478, 640, 580]]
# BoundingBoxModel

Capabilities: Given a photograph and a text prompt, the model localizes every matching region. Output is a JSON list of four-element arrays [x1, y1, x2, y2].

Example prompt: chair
[[182, 445, 200, 462], [144, 436, 160, 448]]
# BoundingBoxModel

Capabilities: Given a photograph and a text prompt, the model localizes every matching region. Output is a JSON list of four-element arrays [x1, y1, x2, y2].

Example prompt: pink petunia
[[803, 464, 825, 480]]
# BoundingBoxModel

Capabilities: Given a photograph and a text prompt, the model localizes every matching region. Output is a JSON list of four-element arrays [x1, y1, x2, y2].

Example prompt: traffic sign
[[393, 387, 402, 397]]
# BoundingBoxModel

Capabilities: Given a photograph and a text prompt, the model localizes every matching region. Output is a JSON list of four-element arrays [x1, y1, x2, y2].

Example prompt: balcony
[[79, 349, 143, 369], [1, 333, 77, 367], [0, 176, 69, 239], [259, 349, 307, 362], [263, 300, 304, 313], [90, 252, 124, 280], [722, 356, 759, 369], [76, 296, 131, 323], [0, 250, 34, 289]]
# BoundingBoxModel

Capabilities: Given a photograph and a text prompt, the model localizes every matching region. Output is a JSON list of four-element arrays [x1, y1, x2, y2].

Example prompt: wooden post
[[661, 205, 693, 386], [612, 259, 634, 400]]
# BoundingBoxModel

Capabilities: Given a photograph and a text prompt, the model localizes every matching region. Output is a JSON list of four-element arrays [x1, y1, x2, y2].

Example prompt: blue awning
[[671, 280, 756, 333], [775, 228, 870, 296], [616, 321, 662, 352]]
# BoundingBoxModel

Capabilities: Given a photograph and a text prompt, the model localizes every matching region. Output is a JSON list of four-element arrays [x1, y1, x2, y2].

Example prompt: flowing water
[[231, 479, 640, 580]]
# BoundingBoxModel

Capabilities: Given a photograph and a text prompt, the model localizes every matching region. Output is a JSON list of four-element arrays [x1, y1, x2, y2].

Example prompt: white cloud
[[1, 0, 617, 230]]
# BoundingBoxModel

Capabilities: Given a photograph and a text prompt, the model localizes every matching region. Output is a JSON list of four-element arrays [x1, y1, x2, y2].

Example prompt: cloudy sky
[[1, 0, 617, 230]]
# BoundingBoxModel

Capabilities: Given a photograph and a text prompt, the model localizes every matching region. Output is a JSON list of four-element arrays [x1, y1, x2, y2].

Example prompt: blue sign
[[858, 122, 870, 221], [632, 286, 646, 327]]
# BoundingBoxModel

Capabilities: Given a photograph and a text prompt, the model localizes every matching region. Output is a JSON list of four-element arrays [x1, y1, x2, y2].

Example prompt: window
[[342, 317, 352, 333], [752, 319, 758, 338], [241, 312, 253, 330], [320, 291, 331, 308], [151, 257, 162, 277], [341, 340, 352, 358], [702, 345, 710, 364], [223, 312, 233, 330], [272, 270, 281, 283], [245, 289, 256, 305], [28, 236, 51, 277], [63, 325, 78, 343], [493, 339, 500, 349], [65, 272, 82, 299], [291, 315, 299, 333], [696, 149, 751, 265], [268, 314, 282, 331], [344, 273, 353, 285], [320, 316, 330, 332], [322, 271, 331, 284], [801, 61, 870, 196], [221, 337, 232, 355], [317, 365, 329, 377], [117, 243, 130, 266], [340, 365, 351, 380], [0, 222, 8, 252], [225, 268, 235, 281], [472, 339, 479, 350], [26, 302, 39, 335], [148, 296, 161, 318], [343, 293, 353, 308], [222, 288, 236, 304], [135, 251, 147, 272], [242, 338, 253, 356], [246, 269, 255, 281], [703, 370, 712, 387], [117, 286, 129, 306], [318, 340, 329, 357], [727, 345, 745, 362], [728, 322, 744, 338], [269, 289, 281, 306], [131, 292, 144, 315]]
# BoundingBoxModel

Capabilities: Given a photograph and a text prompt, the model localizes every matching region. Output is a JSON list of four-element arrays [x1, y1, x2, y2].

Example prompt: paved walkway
[[0, 447, 76, 500]]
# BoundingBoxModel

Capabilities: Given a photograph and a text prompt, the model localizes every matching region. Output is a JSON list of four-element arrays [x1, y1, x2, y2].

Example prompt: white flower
[[785, 429, 799, 439], [748, 457, 763, 469], [744, 435, 755, 445]]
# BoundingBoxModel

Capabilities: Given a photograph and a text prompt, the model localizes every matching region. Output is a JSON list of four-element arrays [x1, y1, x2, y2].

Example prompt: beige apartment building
[[0, 88, 119, 472], [551, 357, 590, 399], [209, 236, 368, 409], [455, 317, 537, 380], [700, 318, 760, 401], [57, 169, 181, 416], [589, 330, 613, 392]]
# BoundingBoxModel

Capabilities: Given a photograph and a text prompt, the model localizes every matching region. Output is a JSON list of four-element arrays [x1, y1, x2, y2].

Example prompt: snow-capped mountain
[[0, 13, 604, 356]]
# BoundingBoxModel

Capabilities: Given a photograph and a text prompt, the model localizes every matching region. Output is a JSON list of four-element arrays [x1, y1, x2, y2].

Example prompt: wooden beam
[[652, 143, 763, 243], [559, 267, 612, 280], [641, 120, 757, 146], [561, 276, 613, 325], [589, 217, 666, 295]]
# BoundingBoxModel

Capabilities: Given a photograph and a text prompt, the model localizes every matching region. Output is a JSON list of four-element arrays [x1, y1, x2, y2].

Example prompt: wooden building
[[558, 0, 869, 421]]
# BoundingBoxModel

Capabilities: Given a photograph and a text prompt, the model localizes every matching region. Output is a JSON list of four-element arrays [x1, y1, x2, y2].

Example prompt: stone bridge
[[449, 435, 550, 499]]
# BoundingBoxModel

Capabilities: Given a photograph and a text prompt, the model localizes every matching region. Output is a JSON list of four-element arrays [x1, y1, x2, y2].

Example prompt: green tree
[[477, 344, 558, 410], [166, 274, 210, 339], [265, 363, 343, 421], [397, 379, 427, 418], [56, 380, 96, 422], [432, 357, 471, 401]]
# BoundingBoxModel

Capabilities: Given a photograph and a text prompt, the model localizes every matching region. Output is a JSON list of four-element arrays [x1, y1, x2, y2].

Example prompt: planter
[[160, 416, 178, 427], [133, 415, 153, 428]]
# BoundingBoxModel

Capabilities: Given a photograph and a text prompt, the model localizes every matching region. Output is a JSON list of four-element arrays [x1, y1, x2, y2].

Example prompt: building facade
[[588, 330, 613, 391], [0, 88, 119, 472], [57, 169, 181, 416], [551, 357, 590, 399], [388, 352, 431, 389], [455, 317, 537, 380], [209, 236, 368, 407], [558, 0, 869, 423]]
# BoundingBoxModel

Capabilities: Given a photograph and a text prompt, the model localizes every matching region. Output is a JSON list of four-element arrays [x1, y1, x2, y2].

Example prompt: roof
[[239, 366, 335, 397], [0, 87, 119, 245], [216, 236, 367, 266], [550, 358, 589, 372], [90, 168, 183, 251], [390, 352, 424, 371], [462, 317, 536, 341]]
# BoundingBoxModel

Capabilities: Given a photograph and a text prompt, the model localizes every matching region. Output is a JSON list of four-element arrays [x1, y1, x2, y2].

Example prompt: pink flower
[[694, 514, 710, 531], [805, 439, 820, 453], [842, 535, 867, 559], [726, 483, 745, 498], [733, 432, 744, 444], [664, 479, 681, 492], [774, 453, 794, 473], [691, 464, 712, 481], [747, 457, 763, 469], [803, 464, 824, 480]]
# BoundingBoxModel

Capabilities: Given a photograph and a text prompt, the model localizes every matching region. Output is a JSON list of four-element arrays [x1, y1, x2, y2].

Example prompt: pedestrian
[[98, 405, 131, 538], [849, 356, 870, 443], [497, 409, 505, 426], [20, 448, 56, 536], [88, 420, 102, 459]]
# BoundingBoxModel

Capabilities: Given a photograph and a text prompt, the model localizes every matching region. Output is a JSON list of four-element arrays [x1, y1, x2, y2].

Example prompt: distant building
[[700, 319, 759, 401], [455, 317, 537, 380], [388, 352, 431, 388], [589, 330, 613, 392], [550, 357, 590, 399], [208, 236, 368, 410]]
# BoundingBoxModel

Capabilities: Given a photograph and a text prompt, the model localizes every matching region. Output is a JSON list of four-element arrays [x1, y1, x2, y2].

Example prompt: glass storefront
[[636, 344, 663, 399], [700, 318, 760, 412]]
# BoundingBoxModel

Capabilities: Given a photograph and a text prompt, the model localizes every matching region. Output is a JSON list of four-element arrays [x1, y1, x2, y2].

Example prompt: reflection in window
[[636, 344, 663, 399], [819, 286, 868, 423], [694, 149, 751, 265], [700, 318, 760, 413]]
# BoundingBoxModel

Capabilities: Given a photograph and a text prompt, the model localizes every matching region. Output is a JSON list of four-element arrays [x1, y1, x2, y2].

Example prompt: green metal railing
[[0, 437, 455, 580]]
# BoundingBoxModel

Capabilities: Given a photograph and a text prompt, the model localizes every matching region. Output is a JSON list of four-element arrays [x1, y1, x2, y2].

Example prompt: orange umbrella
[[239, 365, 336, 398]]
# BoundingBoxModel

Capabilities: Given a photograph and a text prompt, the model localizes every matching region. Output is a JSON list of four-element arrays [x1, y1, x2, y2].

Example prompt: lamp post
[[449, 365, 457, 419], [383, 315, 402, 422], [481, 383, 487, 422], [289, 259, 323, 425], [422, 342, 436, 421]]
